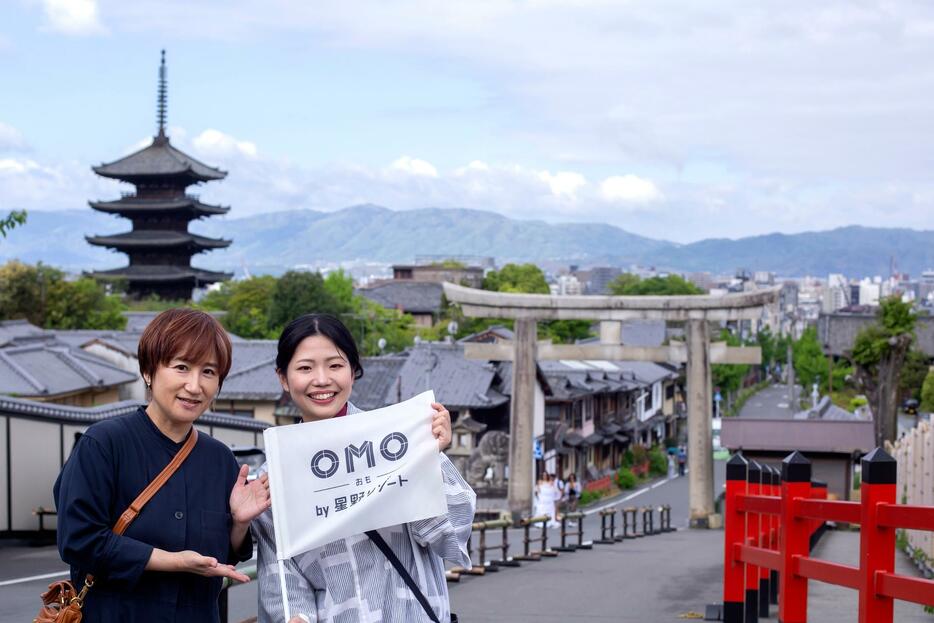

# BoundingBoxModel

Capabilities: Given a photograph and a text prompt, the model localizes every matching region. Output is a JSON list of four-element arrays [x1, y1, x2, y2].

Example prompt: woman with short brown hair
[[54, 308, 271, 622]]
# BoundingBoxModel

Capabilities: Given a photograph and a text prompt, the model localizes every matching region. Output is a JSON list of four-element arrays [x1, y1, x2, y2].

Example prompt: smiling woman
[[53, 308, 272, 623]]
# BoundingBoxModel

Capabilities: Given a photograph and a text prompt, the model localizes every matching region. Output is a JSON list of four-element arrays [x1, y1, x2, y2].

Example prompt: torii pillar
[[443, 282, 779, 527]]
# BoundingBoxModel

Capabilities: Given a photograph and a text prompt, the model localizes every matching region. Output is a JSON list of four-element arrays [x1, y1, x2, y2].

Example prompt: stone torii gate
[[443, 282, 780, 527]]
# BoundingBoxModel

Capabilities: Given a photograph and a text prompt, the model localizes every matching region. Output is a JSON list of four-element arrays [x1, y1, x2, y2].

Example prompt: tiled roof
[[89, 197, 229, 216], [0, 319, 52, 347], [0, 395, 268, 431], [0, 343, 136, 397], [93, 136, 226, 181], [91, 265, 232, 283], [87, 230, 230, 249], [350, 356, 408, 411], [357, 281, 443, 314], [396, 343, 508, 409], [216, 340, 279, 400]]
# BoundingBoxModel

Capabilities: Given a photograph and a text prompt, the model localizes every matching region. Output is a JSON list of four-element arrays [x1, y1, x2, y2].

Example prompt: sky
[[2, 0, 934, 243]]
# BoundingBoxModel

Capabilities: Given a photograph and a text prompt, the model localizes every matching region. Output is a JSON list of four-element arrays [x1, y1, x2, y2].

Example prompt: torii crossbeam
[[443, 282, 780, 527]]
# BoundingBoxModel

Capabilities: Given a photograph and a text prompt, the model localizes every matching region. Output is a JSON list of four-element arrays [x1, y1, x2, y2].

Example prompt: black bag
[[366, 530, 458, 623]]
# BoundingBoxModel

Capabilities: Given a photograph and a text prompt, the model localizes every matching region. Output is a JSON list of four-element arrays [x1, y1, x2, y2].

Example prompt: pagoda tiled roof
[[89, 196, 229, 217], [93, 135, 226, 182], [86, 230, 231, 250], [90, 264, 232, 284]]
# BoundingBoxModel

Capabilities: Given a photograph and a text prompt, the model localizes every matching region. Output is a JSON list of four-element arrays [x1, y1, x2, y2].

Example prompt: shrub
[[631, 445, 648, 466], [616, 467, 637, 489], [648, 446, 669, 476], [621, 449, 634, 468], [578, 489, 604, 506]]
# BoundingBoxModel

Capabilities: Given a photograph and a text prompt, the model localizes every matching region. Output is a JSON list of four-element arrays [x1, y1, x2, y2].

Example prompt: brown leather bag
[[35, 429, 199, 623]]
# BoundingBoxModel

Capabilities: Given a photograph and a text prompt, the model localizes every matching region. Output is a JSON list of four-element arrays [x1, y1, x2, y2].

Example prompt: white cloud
[[0, 123, 28, 152], [538, 170, 587, 199], [191, 129, 258, 159], [41, 0, 106, 36], [600, 175, 662, 203], [389, 156, 438, 178]]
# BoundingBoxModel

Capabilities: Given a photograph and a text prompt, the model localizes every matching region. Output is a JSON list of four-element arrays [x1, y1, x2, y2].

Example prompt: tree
[[921, 370, 934, 413], [851, 296, 916, 445], [607, 273, 641, 294], [483, 263, 550, 294], [792, 326, 826, 391], [45, 277, 126, 330], [0, 260, 125, 329], [609, 274, 704, 296], [712, 329, 750, 412], [268, 270, 344, 331], [0, 210, 26, 239], [898, 349, 929, 402], [207, 276, 278, 339]]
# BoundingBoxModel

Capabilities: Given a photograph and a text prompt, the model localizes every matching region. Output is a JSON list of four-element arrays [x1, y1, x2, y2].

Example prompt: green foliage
[[608, 273, 703, 295], [578, 489, 604, 506], [899, 350, 929, 401], [215, 276, 279, 339], [127, 295, 189, 311], [268, 270, 345, 330], [921, 371, 934, 413], [793, 326, 827, 390], [621, 448, 634, 468], [0, 261, 125, 329], [648, 446, 668, 476], [540, 319, 594, 344], [482, 263, 550, 294], [852, 297, 917, 367], [430, 260, 466, 269], [712, 329, 750, 397], [0, 210, 26, 239], [849, 395, 868, 410], [45, 277, 126, 330], [616, 467, 637, 489]]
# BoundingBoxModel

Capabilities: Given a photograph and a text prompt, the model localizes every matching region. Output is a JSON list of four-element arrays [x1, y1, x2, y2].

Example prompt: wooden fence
[[888, 419, 934, 566]]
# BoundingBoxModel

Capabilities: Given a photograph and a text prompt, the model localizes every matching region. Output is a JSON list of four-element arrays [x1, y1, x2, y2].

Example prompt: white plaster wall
[[0, 416, 7, 532], [10, 419, 60, 530]]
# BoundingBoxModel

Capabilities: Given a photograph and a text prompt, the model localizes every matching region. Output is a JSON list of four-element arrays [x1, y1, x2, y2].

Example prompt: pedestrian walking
[[677, 446, 687, 476]]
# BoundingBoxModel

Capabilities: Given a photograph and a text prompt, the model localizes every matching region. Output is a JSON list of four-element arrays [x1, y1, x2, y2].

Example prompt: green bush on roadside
[[616, 467, 637, 489], [648, 446, 669, 476], [578, 489, 604, 506]]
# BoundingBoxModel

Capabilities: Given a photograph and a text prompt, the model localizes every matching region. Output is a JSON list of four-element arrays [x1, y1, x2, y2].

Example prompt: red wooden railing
[[722, 448, 934, 623]]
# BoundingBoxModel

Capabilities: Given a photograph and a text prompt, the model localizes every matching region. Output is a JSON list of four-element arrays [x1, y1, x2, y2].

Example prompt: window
[[572, 402, 583, 429]]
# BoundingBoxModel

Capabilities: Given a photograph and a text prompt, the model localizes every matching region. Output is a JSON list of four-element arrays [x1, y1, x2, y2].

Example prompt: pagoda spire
[[156, 49, 167, 139]]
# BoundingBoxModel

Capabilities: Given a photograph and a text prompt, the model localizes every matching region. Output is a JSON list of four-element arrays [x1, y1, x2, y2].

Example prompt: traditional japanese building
[[87, 51, 232, 301]]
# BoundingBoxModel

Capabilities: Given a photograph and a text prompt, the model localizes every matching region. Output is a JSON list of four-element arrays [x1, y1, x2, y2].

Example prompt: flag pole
[[278, 558, 291, 622]]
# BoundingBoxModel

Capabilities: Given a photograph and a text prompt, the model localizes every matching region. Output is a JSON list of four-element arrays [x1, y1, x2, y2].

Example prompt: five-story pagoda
[[87, 51, 232, 301]]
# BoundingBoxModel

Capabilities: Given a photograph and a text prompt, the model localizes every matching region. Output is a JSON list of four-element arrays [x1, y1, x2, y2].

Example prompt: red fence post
[[767, 465, 779, 606], [758, 464, 771, 618], [779, 451, 811, 623], [809, 480, 828, 550], [745, 460, 761, 623], [858, 448, 897, 623], [723, 453, 748, 623]]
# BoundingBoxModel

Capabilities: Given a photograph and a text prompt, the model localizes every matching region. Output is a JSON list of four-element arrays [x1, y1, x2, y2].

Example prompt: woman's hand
[[230, 464, 271, 525], [175, 550, 251, 582], [146, 548, 250, 583], [431, 402, 452, 451]]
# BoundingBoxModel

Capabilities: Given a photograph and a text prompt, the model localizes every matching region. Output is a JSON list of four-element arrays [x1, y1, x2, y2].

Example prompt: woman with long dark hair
[[254, 313, 475, 623]]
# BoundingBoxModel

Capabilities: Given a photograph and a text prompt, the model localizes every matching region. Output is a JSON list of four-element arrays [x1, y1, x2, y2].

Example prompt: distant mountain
[[2, 205, 933, 278]]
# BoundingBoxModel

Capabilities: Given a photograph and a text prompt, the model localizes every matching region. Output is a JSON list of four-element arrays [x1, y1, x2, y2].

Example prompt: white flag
[[263, 390, 447, 559]]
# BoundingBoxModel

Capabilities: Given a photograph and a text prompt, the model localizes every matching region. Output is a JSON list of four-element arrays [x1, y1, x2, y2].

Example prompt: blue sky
[[3, 0, 934, 242]]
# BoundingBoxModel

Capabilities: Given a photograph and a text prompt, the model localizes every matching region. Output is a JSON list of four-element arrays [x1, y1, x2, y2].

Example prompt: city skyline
[[3, 1, 934, 243]]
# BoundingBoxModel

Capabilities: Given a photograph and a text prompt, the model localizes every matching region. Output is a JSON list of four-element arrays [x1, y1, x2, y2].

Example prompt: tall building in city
[[86, 51, 232, 300]]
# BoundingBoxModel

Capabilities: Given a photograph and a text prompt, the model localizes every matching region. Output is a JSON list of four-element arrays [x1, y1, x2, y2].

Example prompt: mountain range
[[4, 204, 933, 278]]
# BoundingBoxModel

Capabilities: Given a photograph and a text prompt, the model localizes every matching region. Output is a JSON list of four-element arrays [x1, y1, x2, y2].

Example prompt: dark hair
[[276, 313, 364, 380], [138, 308, 232, 389]]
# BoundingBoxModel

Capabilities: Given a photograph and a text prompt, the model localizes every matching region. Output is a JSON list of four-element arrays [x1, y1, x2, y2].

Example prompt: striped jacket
[[253, 403, 476, 623]]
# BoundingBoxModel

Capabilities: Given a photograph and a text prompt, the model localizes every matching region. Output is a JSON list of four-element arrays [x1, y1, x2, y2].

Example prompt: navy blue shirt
[[54, 407, 253, 622]]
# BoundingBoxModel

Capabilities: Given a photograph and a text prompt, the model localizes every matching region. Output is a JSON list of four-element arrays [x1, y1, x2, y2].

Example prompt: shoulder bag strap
[[365, 530, 441, 623], [82, 428, 199, 590]]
